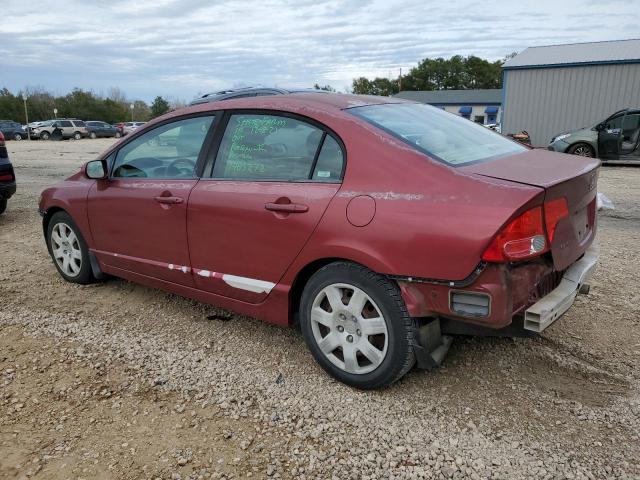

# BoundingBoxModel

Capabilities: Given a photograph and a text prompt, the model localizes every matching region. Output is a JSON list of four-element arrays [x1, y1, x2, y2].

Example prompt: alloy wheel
[[51, 222, 82, 277], [573, 145, 593, 157], [310, 283, 389, 375]]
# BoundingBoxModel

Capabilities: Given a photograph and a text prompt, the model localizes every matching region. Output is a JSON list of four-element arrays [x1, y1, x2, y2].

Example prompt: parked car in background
[[548, 108, 640, 162], [86, 121, 120, 139], [32, 119, 88, 140], [114, 122, 125, 137], [122, 122, 146, 135], [39, 94, 599, 389], [0, 132, 16, 214], [0, 120, 28, 141], [189, 86, 321, 105]]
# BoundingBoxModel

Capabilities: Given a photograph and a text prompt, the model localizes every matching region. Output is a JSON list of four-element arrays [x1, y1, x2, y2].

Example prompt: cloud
[[2, 0, 638, 102]]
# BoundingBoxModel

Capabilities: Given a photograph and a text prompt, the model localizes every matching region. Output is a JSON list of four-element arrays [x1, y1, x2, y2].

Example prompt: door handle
[[154, 196, 184, 204], [265, 202, 308, 213]]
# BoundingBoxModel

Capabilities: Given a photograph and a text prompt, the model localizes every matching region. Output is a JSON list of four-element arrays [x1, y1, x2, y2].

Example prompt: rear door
[[187, 111, 345, 303], [598, 112, 625, 159], [88, 114, 217, 285]]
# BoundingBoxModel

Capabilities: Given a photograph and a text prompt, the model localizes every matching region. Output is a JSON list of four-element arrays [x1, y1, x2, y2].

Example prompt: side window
[[111, 116, 214, 179], [312, 135, 344, 182], [622, 114, 640, 132], [606, 115, 624, 130], [59, 120, 73, 127], [212, 114, 329, 181]]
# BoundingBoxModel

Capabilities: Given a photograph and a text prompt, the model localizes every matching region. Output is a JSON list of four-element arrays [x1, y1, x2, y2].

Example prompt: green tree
[[351, 77, 399, 96], [150, 96, 170, 118], [313, 83, 336, 92]]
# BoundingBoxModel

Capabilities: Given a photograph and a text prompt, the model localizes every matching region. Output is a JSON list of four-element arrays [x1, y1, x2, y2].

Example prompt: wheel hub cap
[[51, 222, 82, 277], [310, 283, 389, 375]]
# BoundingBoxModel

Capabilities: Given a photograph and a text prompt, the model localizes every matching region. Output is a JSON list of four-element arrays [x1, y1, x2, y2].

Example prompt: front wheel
[[40, 131, 50, 140], [568, 142, 595, 157], [47, 211, 95, 284], [89, 132, 97, 139], [13, 133, 23, 141], [115, 131, 122, 138], [299, 262, 415, 389], [73, 132, 82, 140]]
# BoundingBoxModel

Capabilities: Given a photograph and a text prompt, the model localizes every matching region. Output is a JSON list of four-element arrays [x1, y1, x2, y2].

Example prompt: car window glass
[[73, 121, 86, 127], [111, 116, 214, 179], [606, 115, 624, 129], [212, 114, 324, 181], [59, 120, 73, 127], [312, 135, 344, 182], [350, 103, 526, 166], [622, 114, 640, 132]]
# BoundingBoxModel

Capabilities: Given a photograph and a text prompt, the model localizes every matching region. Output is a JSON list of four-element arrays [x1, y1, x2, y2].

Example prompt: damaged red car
[[39, 94, 599, 389]]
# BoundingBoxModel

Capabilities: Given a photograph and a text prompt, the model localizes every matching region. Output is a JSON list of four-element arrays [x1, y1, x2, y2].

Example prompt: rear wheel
[[13, 133, 22, 141], [0, 198, 6, 215], [47, 211, 95, 284], [89, 131, 97, 139], [115, 131, 122, 138], [73, 132, 82, 140], [568, 143, 594, 157], [299, 262, 415, 389]]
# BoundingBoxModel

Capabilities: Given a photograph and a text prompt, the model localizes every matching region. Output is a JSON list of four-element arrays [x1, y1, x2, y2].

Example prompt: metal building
[[395, 89, 502, 125], [502, 39, 640, 146]]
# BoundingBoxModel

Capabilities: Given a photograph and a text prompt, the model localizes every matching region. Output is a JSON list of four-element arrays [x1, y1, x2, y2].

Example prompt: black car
[[189, 86, 321, 106], [0, 132, 17, 215], [0, 120, 28, 141], [85, 121, 121, 139]]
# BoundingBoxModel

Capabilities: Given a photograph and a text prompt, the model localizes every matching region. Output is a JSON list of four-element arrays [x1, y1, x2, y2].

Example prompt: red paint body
[[39, 94, 599, 329]]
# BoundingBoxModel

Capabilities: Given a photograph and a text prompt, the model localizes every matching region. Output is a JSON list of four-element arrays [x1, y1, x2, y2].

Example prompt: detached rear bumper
[[524, 243, 598, 332]]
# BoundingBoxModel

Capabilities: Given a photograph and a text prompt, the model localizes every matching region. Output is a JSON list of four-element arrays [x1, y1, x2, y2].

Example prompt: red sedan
[[39, 94, 599, 389]]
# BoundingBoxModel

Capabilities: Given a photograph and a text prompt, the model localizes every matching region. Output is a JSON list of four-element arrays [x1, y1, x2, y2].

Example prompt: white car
[[123, 122, 146, 135]]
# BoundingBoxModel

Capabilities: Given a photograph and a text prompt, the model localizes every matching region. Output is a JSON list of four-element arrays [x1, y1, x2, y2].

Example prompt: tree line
[[0, 87, 181, 125], [352, 54, 515, 96]]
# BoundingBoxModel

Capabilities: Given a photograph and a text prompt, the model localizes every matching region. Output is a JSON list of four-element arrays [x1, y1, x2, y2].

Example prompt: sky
[[2, 0, 639, 104]]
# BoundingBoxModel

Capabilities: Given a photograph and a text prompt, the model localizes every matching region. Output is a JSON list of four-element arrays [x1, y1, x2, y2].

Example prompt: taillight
[[482, 206, 547, 262], [544, 197, 569, 242], [0, 174, 13, 182]]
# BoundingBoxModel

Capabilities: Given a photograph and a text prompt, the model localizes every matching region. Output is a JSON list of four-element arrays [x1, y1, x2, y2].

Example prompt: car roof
[[180, 92, 409, 117]]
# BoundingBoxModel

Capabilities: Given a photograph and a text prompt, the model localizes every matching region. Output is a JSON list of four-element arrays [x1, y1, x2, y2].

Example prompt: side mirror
[[595, 123, 606, 132], [85, 159, 108, 179]]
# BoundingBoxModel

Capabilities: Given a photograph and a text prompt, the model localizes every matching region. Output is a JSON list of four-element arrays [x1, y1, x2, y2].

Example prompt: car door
[[620, 112, 640, 158], [87, 114, 217, 285], [58, 120, 73, 137], [597, 112, 625, 160], [187, 111, 345, 303]]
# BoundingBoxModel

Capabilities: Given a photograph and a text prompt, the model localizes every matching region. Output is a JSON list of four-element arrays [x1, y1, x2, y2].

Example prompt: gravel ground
[[1, 138, 639, 479]]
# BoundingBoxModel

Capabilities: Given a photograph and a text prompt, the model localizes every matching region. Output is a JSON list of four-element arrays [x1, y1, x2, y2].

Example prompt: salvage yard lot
[[1, 139, 639, 479]]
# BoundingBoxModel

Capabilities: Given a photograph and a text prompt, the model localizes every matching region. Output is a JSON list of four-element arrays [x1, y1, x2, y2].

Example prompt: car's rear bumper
[[0, 181, 17, 199], [398, 243, 598, 332], [524, 242, 598, 332]]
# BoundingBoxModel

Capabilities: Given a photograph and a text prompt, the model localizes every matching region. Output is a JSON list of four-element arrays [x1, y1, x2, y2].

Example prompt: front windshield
[[349, 103, 526, 166]]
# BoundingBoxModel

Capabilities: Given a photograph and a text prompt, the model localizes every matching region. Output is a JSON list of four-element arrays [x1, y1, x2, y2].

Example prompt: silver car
[[548, 108, 640, 162], [122, 122, 146, 135]]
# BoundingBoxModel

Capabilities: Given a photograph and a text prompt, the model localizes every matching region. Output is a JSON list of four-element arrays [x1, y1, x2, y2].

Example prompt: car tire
[[299, 262, 415, 389], [73, 132, 82, 140], [89, 132, 97, 139], [40, 131, 50, 140], [568, 143, 595, 157], [13, 133, 22, 141], [0, 198, 6, 215], [115, 131, 122, 138], [46, 211, 95, 284]]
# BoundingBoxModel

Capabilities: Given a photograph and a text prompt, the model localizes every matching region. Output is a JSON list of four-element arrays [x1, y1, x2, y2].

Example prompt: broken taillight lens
[[482, 206, 548, 262]]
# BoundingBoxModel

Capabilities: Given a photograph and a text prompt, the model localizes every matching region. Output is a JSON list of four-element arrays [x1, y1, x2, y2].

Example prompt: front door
[[598, 111, 626, 160], [187, 112, 345, 303], [620, 112, 640, 159], [88, 114, 217, 286]]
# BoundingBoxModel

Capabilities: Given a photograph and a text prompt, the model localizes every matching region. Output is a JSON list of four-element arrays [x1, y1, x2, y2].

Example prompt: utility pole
[[398, 68, 402, 92], [130, 103, 134, 122], [22, 93, 30, 140]]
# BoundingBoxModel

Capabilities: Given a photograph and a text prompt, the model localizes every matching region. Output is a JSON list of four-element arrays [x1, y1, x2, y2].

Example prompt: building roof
[[394, 89, 502, 105], [503, 38, 640, 69]]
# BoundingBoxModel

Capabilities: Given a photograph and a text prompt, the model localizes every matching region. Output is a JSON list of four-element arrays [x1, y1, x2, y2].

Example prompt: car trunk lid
[[460, 149, 600, 271]]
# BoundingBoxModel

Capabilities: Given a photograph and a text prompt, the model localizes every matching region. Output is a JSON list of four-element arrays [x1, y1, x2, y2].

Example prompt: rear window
[[72, 120, 86, 127], [349, 103, 526, 166]]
